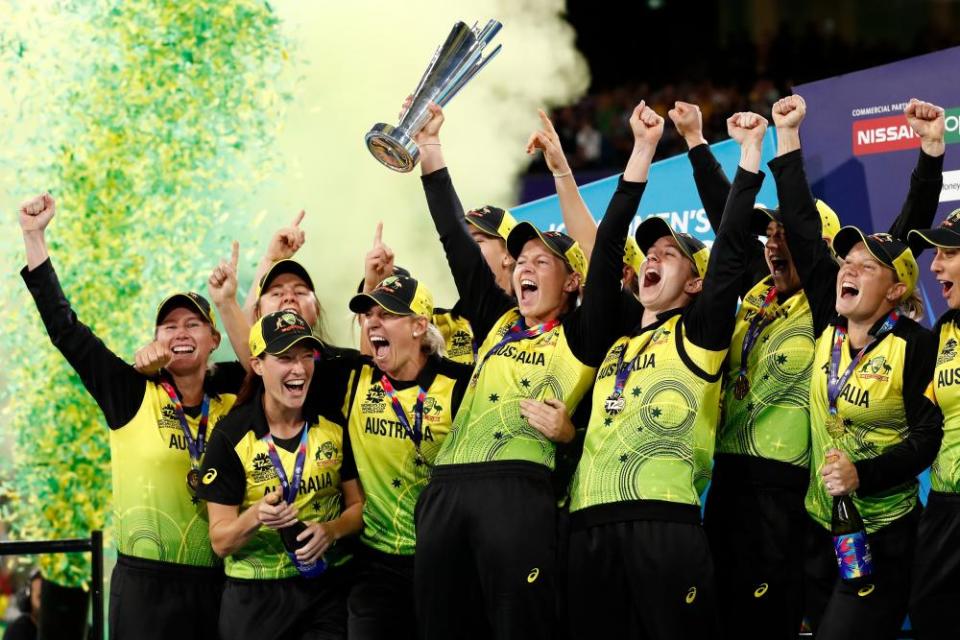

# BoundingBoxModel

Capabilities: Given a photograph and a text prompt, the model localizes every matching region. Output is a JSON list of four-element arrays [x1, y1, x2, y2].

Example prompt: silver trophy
[[365, 20, 503, 173]]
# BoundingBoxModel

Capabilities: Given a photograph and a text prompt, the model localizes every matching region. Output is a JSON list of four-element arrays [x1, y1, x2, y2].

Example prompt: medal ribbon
[[610, 330, 658, 399], [262, 423, 310, 504], [159, 381, 210, 472], [827, 310, 899, 421], [380, 375, 428, 462], [470, 318, 560, 385], [737, 285, 779, 379]]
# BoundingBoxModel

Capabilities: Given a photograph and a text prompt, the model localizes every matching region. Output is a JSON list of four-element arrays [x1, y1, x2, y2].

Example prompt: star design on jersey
[[775, 354, 788, 365], [489, 393, 500, 403], [762, 374, 770, 381], [520, 378, 531, 388], [603, 417, 613, 427], [631, 386, 642, 397], [494, 431, 503, 440], [747, 402, 755, 412], [191, 495, 200, 506], [619, 453, 628, 463], [651, 407, 662, 418], [414, 458, 424, 467], [392, 478, 402, 489], [762, 335, 770, 343], [312, 500, 322, 512], [843, 418, 854, 427]]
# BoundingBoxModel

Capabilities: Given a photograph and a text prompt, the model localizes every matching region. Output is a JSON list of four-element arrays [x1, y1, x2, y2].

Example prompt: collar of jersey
[[366, 353, 442, 392], [631, 306, 683, 337], [248, 389, 317, 440]]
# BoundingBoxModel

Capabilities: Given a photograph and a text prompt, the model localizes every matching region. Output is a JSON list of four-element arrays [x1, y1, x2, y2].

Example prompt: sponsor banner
[[941, 169, 960, 204]]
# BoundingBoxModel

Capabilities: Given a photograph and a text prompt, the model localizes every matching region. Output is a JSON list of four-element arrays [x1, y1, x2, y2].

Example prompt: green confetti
[[0, 0, 290, 587]]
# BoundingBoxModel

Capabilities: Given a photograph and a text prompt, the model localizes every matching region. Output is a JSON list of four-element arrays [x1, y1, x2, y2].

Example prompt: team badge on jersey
[[938, 338, 958, 365], [858, 356, 893, 382]]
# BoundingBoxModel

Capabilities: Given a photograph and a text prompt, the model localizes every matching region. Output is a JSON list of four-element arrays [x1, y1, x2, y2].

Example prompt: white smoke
[[252, 0, 589, 345]]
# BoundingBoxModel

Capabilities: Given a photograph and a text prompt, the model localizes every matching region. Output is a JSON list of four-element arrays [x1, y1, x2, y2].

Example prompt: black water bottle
[[279, 520, 326, 578], [831, 495, 873, 581]]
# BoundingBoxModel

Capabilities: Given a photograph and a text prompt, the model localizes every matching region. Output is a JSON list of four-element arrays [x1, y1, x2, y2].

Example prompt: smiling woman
[[19, 193, 246, 638]]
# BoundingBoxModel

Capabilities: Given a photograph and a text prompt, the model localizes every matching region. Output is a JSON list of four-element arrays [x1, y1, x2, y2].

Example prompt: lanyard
[[827, 310, 899, 420], [159, 381, 209, 470], [470, 318, 559, 386], [262, 423, 310, 504], [738, 285, 779, 377], [380, 376, 429, 463], [604, 330, 657, 415]]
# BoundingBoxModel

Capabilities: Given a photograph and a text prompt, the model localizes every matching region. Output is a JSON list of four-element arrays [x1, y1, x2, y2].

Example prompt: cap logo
[[870, 232, 896, 244], [376, 276, 402, 294], [943, 211, 960, 228], [275, 312, 307, 333]]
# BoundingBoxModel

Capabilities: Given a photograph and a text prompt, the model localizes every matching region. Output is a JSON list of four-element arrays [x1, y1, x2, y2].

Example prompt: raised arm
[[684, 112, 765, 350], [416, 102, 514, 340], [566, 102, 658, 367], [243, 210, 306, 322], [669, 101, 729, 230], [526, 109, 598, 257], [19, 194, 146, 428], [768, 95, 838, 334], [889, 99, 946, 246]]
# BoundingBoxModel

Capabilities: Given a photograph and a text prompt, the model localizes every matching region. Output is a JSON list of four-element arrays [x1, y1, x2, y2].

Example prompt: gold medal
[[826, 413, 845, 438], [186, 468, 201, 494], [733, 374, 750, 401]]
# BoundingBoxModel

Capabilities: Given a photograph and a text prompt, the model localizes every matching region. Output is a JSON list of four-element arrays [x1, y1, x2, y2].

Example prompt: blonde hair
[[421, 322, 447, 358], [899, 288, 924, 322]]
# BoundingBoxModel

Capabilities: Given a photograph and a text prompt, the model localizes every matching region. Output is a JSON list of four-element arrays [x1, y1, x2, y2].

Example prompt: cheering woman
[[409, 101, 628, 639], [198, 310, 363, 639], [20, 193, 244, 639], [341, 274, 473, 639], [772, 94, 942, 638]]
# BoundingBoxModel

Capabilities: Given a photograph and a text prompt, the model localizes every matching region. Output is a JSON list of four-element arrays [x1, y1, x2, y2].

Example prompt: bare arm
[[209, 241, 253, 370], [526, 109, 598, 256]]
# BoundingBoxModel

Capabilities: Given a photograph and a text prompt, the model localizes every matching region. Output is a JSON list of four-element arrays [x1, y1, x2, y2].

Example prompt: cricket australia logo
[[859, 356, 893, 382], [650, 327, 671, 345], [938, 338, 958, 366], [315, 441, 339, 467]]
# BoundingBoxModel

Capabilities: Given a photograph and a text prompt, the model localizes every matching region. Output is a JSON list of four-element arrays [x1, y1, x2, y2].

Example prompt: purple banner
[[795, 46, 960, 321]]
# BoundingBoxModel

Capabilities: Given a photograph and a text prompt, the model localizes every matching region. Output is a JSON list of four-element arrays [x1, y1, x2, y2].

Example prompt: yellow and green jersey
[[433, 304, 475, 365], [435, 309, 597, 469], [716, 277, 814, 467], [198, 394, 356, 579], [24, 259, 244, 569], [806, 316, 939, 533], [570, 311, 726, 512], [342, 355, 472, 555], [928, 311, 960, 493]]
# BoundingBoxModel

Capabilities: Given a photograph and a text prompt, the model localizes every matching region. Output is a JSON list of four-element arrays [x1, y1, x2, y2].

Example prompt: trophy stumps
[[365, 20, 503, 173]]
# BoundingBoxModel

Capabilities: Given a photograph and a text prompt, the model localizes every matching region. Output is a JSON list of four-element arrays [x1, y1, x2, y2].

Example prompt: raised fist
[[771, 95, 806, 130], [905, 98, 946, 143], [668, 101, 706, 146], [630, 101, 665, 149], [726, 111, 768, 146], [19, 193, 56, 233]]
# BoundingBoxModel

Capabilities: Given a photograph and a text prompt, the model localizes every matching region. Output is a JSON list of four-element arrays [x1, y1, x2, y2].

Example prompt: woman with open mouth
[[406, 101, 632, 639], [565, 106, 758, 638], [907, 210, 960, 638], [675, 95, 946, 639], [331, 274, 474, 640], [19, 193, 246, 640], [773, 94, 943, 638], [198, 310, 363, 640]]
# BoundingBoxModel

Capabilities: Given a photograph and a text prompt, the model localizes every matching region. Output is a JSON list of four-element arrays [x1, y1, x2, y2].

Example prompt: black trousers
[[218, 568, 348, 640], [347, 545, 416, 640], [703, 455, 808, 640], [910, 491, 960, 639], [567, 516, 720, 639], [805, 507, 920, 640], [108, 554, 223, 640], [414, 461, 558, 640]]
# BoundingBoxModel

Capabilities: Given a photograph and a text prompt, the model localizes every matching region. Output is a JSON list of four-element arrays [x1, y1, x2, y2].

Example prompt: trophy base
[[365, 124, 420, 173]]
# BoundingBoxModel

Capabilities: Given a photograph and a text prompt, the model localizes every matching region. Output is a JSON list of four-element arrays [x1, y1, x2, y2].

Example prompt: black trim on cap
[[259, 260, 315, 294]]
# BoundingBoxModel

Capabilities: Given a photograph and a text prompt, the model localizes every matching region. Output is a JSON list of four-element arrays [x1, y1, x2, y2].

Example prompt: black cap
[[634, 217, 710, 278], [249, 310, 322, 357], [506, 222, 588, 279], [349, 275, 434, 318], [257, 259, 315, 298], [908, 207, 960, 253], [155, 292, 217, 328], [833, 226, 918, 299], [465, 205, 517, 241], [355, 264, 411, 294]]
